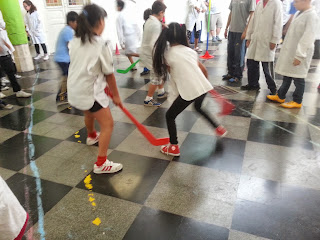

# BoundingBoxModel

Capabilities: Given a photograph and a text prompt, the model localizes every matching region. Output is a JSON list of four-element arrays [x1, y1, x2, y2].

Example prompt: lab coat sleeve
[[189, 0, 197, 8], [34, 12, 41, 33], [295, 14, 318, 61], [246, 13, 255, 40], [271, 2, 283, 44], [116, 16, 125, 48], [200, 1, 207, 11], [24, 14, 29, 32]]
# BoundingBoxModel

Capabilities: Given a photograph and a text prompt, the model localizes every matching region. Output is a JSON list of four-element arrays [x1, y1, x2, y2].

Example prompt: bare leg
[[195, 38, 199, 49], [147, 84, 158, 98], [216, 28, 221, 37], [84, 111, 96, 135]]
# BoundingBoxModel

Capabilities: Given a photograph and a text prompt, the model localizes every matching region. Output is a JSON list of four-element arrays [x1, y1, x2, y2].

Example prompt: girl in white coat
[[153, 23, 227, 156], [23, 1, 49, 61], [267, 0, 318, 108], [241, 0, 283, 95], [116, 0, 140, 71], [186, 0, 207, 52]]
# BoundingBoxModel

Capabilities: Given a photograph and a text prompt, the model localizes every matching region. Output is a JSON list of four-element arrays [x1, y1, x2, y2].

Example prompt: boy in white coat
[[241, 0, 283, 95], [268, 0, 318, 108]]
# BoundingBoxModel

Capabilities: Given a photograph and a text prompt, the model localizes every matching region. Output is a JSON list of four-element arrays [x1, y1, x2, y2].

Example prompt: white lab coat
[[186, 0, 207, 32], [246, 0, 283, 62], [0, 20, 14, 54], [116, 10, 140, 55], [0, 176, 27, 240], [275, 8, 318, 78], [312, 0, 320, 39], [24, 11, 46, 44], [282, 0, 291, 25]]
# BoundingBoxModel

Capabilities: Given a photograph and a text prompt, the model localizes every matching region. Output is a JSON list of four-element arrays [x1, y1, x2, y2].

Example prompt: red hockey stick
[[105, 88, 170, 146], [209, 89, 235, 116]]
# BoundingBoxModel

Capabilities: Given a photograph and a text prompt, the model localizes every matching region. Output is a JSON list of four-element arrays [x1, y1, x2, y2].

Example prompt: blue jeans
[[278, 76, 305, 104], [227, 32, 246, 79]]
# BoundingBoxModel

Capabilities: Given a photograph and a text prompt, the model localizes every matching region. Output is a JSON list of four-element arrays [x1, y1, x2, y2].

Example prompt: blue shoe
[[157, 92, 167, 99], [229, 77, 241, 83], [144, 99, 161, 107]]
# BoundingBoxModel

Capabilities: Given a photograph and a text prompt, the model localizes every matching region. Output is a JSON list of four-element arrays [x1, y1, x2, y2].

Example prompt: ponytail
[[153, 23, 189, 79], [75, 4, 107, 44], [153, 27, 169, 79]]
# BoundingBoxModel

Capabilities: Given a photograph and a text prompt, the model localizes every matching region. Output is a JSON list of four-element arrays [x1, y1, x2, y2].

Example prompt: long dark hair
[[75, 4, 107, 44], [23, 0, 37, 14], [153, 23, 189, 79]]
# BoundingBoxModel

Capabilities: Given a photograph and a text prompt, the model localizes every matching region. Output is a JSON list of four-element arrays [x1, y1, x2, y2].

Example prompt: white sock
[[145, 96, 152, 101], [158, 88, 165, 94]]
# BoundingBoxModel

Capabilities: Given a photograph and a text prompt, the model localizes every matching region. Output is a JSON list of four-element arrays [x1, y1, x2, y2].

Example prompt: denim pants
[[278, 76, 305, 104], [227, 31, 246, 79]]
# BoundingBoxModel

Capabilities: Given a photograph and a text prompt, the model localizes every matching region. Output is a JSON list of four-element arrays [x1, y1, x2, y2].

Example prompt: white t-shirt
[[165, 45, 213, 101], [68, 36, 113, 111], [0, 35, 10, 56], [0, 176, 27, 240]]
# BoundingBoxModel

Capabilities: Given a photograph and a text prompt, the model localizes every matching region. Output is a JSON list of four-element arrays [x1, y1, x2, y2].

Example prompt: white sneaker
[[1, 103, 13, 110], [1, 77, 9, 83], [1, 86, 9, 91], [15, 74, 22, 79], [16, 90, 31, 98], [43, 54, 49, 61], [0, 92, 6, 98], [86, 132, 100, 145], [195, 47, 202, 53], [93, 160, 123, 174], [34, 54, 42, 60]]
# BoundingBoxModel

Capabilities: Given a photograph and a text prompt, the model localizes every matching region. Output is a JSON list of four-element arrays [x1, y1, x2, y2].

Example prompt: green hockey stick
[[116, 59, 140, 74]]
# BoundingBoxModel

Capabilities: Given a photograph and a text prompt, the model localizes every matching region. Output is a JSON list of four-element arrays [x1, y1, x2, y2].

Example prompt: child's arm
[[294, 13, 318, 66], [106, 74, 122, 107], [198, 61, 208, 79]]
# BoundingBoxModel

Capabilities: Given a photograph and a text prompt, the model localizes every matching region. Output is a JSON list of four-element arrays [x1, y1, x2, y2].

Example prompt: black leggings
[[187, 24, 201, 40], [35, 44, 47, 54], [166, 94, 219, 144]]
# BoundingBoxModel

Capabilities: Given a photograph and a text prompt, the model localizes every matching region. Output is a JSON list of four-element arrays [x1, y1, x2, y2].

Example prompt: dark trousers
[[35, 44, 48, 54], [227, 32, 246, 78], [247, 59, 277, 91], [166, 94, 219, 144], [56, 62, 70, 100], [278, 76, 305, 104], [0, 55, 21, 92], [313, 40, 320, 59]]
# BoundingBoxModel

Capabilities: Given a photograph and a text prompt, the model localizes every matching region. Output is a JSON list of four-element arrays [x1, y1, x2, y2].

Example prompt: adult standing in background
[[312, 0, 320, 59], [186, 0, 207, 53], [205, 0, 223, 42], [23, 0, 49, 61], [241, 0, 283, 95], [223, 0, 256, 83]]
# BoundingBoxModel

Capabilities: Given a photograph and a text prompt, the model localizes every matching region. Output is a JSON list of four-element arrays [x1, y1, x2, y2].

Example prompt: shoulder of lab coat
[[295, 9, 319, 61]]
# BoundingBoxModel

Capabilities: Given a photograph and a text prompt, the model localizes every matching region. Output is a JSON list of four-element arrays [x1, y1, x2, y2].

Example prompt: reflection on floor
[[0, 41, 320, 240]]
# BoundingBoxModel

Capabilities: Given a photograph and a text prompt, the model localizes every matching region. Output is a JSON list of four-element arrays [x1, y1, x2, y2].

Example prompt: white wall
[[14, 0, 231, 54]]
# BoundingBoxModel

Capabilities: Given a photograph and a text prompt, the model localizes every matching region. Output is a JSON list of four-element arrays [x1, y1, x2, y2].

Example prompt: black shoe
[[240, 84, 260, 90], [130, 68, 137, 72], [222, 74, 233, 80], [140, 70, 150, 76]]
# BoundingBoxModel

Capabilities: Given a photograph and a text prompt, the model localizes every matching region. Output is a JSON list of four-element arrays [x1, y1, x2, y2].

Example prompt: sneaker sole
[[93, 166, 123, 174], [160, 149, 180, 156], [144, 103, 161, 107], [56, 101, 69, 106], [157, 95, 167, 99]]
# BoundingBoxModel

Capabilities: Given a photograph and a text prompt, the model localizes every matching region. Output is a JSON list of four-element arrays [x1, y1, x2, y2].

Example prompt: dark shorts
[[56, 62, 70, 76], [89, 101, 103, 113]]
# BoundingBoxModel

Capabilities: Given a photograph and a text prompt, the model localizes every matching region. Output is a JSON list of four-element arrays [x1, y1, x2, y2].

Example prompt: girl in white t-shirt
[[68, 4, 123, 174], [153, 23, 227, 156]]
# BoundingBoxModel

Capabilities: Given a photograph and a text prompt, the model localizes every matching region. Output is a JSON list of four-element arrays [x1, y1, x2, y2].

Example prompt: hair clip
[[83, 9, 88, 17]]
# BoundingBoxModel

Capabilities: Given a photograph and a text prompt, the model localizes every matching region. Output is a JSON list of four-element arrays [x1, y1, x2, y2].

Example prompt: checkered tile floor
[[1, 42, 320, 240]]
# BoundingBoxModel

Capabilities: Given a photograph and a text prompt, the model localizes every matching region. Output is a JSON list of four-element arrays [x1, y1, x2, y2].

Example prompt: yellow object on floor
[[267, 94, 285, 103], [280, 101, 302, 109]]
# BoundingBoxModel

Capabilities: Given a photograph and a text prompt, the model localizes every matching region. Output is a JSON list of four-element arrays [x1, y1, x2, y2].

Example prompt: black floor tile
[[123, 207, 229, 240], [116, 77, 149, 89], [229, 99, 255, 118], [60, 106, 84, 116], [4, 91, 53, 107], [0, 133, 61, 171], [232, 183, 320, 240], [248, 118, 313, 150], [0, 108, 56, 131], [6, 173, 72, 232], [176, 133, 246, 173], [66, 121, 136, 149], [76, 151, 169, 204], [123, 90, 167, 105], [143, 108, 199, 132]]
